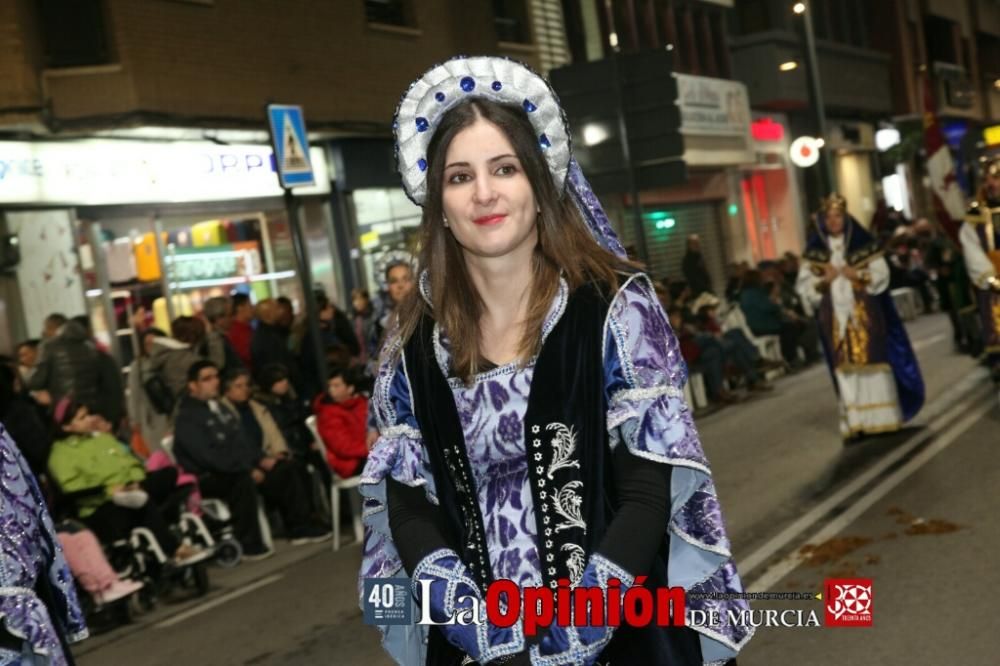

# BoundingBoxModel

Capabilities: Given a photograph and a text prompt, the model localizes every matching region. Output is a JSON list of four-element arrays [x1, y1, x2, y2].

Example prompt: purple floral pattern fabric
[[360, 274, 753, 664], [1, 426, 87, 665]]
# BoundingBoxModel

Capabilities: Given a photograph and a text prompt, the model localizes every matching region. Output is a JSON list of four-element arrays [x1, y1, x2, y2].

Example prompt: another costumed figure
[[796, 194, 925, 441], [959, 158, 1000, 382]]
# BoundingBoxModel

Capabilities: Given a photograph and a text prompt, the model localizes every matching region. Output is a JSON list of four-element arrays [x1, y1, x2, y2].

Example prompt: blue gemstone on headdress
[[523, 99, 537, 113], [539, 134, 551, 149], [460, 77, 476, 92], [435, 92, 446, 102], [415, 117, 429, 132], [492, 81, 502, 91], [418, 158, 427, 172]]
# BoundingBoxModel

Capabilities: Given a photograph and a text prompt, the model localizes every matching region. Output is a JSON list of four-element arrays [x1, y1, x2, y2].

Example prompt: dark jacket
[[173, 394, 261, 475], [258, 391, 313, 456], [251, 323, 297, 385], [739, 286, 784, 335], [29, 322, 100, 406]]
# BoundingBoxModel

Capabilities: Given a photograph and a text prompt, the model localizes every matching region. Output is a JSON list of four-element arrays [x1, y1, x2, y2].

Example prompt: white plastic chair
[[305, 415, 363, 551]]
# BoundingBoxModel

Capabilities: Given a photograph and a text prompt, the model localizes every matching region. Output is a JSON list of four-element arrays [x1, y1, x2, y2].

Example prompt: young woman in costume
[[360, 57, 752, 665]]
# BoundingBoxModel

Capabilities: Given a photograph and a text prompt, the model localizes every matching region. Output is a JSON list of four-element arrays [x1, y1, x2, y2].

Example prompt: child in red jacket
[[312, 367, 368, 478]]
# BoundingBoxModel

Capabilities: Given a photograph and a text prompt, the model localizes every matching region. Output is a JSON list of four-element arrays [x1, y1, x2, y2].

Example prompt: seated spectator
[[668, 307, 738, 407], [739, 270, 801, 366], [313, 367, 369, 478], [16, 339, 40, 387], [761, 262, 820, 365], [174, 361, 329, 557], [56, 523, 144, 605], [256, 364, 330, 485], [691, 294, 771, 393], [0, 363, 51, 481], [47, 399, 205, 565]]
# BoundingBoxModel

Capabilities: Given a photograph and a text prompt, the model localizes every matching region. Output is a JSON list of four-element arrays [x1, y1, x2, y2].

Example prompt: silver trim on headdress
[[393, 56, 628, 260], [393, 56, 571, 206]]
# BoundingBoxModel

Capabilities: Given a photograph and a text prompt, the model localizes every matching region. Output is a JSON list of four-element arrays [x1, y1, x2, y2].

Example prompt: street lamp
[[793, 1, 835, 194], [779, 61, 799, 72]]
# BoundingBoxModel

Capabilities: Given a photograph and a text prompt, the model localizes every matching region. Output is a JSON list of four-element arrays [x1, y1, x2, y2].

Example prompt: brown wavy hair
[[394, 98, 637, 384]]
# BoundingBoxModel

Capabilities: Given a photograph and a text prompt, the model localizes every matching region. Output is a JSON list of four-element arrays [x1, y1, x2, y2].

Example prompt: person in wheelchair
[[47, 398, 208, 567]]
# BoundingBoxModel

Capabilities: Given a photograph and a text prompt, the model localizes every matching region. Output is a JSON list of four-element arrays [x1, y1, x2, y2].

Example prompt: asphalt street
[[73, 313, 999, 665]]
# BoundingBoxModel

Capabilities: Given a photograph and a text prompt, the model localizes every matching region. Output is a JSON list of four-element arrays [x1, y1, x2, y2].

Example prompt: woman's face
[[271, 378, 290, 397], [825, 209, 845, 236], [225, 374, 252, 404], [386, 265, 414, 306], [352, 293, 368, 313], [440, 117, 539, 263]]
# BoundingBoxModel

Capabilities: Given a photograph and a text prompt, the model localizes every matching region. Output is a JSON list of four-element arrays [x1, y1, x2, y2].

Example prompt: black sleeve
[[386, 477, 452, 574], [596, 444, 672, 577]]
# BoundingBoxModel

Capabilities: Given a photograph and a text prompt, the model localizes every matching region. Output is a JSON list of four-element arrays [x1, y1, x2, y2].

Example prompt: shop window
[[924, 16, 958, 65], [38, 0, 112, 68], [365, 0, 415, 27], [494, 0, 531, 44]]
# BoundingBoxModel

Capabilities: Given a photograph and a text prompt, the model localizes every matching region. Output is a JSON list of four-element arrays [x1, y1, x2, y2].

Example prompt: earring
[[443, 216, 449, 228]]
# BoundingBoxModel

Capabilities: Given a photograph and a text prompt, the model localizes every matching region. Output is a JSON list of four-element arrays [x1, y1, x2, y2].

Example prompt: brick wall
[[5, 0, 544, 132]]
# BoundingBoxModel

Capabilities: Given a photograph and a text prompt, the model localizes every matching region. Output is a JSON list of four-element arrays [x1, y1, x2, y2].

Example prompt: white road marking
[[154, 573, 285, 629], [744, 393, 993, 592], [737, 367, 988, 580]]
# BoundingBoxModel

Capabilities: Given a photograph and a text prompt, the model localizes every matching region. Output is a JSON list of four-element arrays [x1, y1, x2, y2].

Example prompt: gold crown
[[822, 193, 848, 213]]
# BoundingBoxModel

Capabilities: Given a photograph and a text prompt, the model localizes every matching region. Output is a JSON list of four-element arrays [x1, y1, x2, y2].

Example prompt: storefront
[[827, 120, 879, 228], [0, 138, 335, 364], [739, 113, 808, 263], [614, 73, 755, 291]]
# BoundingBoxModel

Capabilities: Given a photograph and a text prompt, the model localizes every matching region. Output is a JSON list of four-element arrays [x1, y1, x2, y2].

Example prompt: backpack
[[142, 358, 175, 415]]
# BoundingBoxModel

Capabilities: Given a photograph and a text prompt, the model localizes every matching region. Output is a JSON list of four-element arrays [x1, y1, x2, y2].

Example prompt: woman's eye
[[496, 164, 517, 176], [447, 172, 471, 184]]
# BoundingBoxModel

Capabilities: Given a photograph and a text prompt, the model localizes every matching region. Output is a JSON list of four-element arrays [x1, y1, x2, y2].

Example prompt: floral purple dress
[[360, 273, 753, 665], [1, 425, 87, 666]]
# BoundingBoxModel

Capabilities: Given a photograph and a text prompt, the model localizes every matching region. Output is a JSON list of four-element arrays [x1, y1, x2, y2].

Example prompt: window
[[733, 0, 772, 36], [494, 0, 531, 44], [924, 15, 958, 65], [38, 0, 112, 68], [365, 0, 414, 27]]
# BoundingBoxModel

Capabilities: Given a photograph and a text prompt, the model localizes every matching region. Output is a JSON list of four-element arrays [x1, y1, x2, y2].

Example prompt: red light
[[752, 118, 785, 142]]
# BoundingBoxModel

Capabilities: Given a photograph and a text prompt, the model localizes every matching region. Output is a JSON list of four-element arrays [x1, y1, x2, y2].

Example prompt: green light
[[728, 203, 739, 216], [655, 218, 676, 230]]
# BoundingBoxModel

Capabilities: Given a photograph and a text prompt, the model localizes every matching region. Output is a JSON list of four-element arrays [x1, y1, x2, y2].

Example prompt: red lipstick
[[473, 214, 506, 226]]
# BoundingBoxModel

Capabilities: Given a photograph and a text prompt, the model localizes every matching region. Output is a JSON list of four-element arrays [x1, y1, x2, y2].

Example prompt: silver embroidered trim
[[561, 544, 586, 586], [545, 423, 581, 480], [669, 523, 732, 559], [381, 424, 423, 441], [608, 384, 683, 407], [552, 480, 585, 533]]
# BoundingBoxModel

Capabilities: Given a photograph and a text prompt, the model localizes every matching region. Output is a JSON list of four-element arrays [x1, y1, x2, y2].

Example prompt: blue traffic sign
[[267, 104, 315, 188]]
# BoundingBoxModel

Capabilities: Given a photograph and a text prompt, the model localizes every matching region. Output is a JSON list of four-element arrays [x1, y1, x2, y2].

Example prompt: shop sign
[[789, 136, 822, 168], [984, 125, 1000, 147], [0, 140, 330, 205], [675, 73, 752, 138]]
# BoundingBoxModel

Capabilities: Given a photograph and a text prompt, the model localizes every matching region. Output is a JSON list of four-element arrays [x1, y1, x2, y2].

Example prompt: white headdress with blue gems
[[393, 55, 627, 259]]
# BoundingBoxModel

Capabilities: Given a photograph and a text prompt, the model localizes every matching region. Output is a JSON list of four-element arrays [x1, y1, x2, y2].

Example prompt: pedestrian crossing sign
[[267, 104, 315, 188]]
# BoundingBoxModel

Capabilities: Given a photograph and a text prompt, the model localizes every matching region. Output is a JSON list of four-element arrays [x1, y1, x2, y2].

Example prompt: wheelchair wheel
[[214, 538, 242, 569], [191, 562, 210, 596]]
